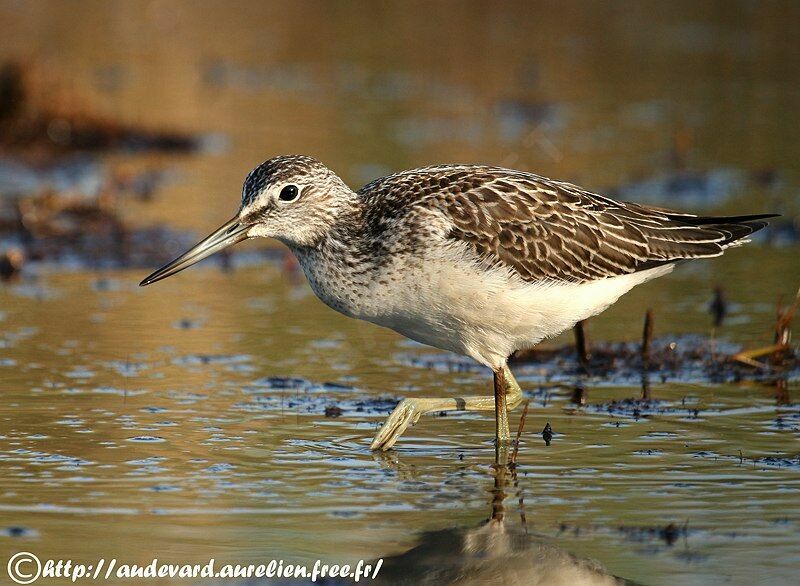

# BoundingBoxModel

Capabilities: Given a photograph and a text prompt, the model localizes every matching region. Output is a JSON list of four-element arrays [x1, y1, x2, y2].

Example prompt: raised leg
[[369, 363, 524, 451]]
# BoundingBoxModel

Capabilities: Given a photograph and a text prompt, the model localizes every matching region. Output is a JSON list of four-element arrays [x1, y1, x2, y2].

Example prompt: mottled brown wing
[[411, 168, 772, 283]]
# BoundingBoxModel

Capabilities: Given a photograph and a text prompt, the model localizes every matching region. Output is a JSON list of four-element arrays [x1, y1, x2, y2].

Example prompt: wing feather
[[358, 165, 776, 284]]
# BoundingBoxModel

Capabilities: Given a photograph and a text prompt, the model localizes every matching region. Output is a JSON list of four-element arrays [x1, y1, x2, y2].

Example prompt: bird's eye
[[279, 184, 299, 202]]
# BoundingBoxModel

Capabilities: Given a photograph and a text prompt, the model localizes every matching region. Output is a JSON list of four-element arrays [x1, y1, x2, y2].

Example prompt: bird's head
[[140, 155, 352, 286]]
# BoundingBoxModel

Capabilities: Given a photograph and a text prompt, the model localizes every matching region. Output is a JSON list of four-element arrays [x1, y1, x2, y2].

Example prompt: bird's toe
[[370, 399, 418, 451]]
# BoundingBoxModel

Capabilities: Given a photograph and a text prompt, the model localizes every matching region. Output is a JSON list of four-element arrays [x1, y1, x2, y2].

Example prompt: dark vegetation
[[0, 61, 204, 278]]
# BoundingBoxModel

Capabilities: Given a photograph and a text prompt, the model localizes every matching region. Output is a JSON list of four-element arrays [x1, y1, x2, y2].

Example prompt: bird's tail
[[630, 211, 778, 272], [667, 213, 778, 248]]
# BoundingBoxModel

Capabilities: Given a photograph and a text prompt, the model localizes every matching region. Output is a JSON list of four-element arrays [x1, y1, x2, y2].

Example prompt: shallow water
[[1, 2, 800, 584], [0, 260, 798, 584]]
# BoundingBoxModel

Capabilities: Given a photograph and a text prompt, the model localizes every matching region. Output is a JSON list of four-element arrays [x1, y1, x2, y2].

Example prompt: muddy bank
[[0, 61, 217, 277], [0, 62, 206, 155], [401, 334, 798, 386]]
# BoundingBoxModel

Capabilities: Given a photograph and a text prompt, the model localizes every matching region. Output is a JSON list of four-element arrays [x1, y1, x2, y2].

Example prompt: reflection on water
[[0, 1, 799, 584], [377, 453, 624, 585]]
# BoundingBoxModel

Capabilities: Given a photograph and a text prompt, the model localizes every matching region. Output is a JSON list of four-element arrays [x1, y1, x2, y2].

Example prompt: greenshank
[[140, 155, 775, 451]]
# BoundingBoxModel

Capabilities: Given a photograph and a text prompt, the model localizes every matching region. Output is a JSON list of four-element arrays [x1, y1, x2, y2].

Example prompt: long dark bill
[[139, 216, 250, 286]]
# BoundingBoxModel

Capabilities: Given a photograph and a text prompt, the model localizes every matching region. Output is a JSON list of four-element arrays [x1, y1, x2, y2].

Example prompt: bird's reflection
[[375, 451, 626, 585], [775, 378, 790, 406]]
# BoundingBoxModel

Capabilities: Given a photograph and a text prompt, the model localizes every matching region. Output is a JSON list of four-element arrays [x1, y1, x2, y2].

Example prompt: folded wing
[[429, 170, 775, 283]]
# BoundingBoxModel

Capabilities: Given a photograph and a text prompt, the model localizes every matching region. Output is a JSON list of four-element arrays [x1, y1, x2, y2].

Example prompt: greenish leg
[[369, 364, 524, 451], [494, 367, 511, 444]]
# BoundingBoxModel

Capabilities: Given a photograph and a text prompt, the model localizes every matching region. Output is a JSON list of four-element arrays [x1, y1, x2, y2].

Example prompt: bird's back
[[357, 164, 774, 285]]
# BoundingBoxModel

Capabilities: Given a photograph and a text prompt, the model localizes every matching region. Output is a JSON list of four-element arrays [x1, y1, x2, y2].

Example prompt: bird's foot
[[368, 369, 525, 451], [370, 398, 426, 451]]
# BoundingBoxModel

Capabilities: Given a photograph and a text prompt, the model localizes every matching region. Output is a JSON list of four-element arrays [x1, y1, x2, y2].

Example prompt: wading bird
[[141, 156, 774, 451]]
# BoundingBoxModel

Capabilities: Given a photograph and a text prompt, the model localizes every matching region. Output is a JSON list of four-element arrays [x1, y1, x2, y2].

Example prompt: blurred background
[[1, 0, 798, 261], [0, 2, 799, 584]]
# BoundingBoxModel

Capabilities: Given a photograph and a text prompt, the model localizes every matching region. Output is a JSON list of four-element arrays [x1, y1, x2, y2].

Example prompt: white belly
[[301, 241, 673, 369]]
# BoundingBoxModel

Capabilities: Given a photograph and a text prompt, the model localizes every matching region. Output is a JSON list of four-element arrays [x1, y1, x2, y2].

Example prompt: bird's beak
[[139, 216, 251, 286]]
